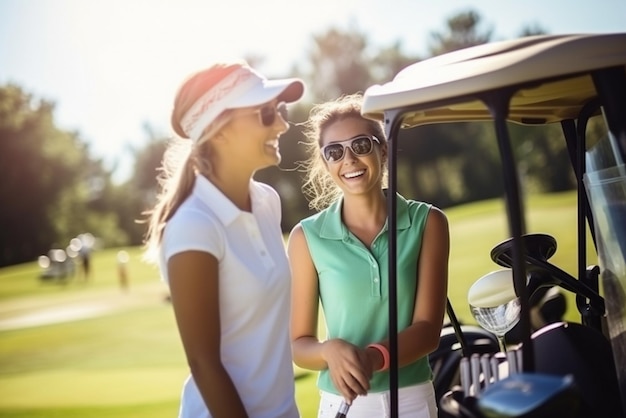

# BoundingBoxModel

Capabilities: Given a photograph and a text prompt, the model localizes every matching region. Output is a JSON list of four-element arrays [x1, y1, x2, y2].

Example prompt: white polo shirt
[[160, 175, 299, 418]]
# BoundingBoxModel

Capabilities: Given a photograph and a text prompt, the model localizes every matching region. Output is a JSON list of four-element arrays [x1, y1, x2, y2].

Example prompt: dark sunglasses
[[321, 135, 381, 163], [252, 102, 288, 127]]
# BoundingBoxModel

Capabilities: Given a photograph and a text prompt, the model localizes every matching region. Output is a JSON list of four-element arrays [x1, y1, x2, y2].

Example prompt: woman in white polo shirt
[[143, 61, 304, 418]]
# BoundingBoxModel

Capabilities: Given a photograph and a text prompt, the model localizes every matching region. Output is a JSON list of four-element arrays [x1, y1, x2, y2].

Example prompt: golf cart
[[362, 33, 626, 417], [38, 248, 76, 281]]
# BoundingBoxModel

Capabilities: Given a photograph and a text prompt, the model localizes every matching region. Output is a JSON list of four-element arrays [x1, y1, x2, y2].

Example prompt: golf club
[[335, 400, 350, 417]]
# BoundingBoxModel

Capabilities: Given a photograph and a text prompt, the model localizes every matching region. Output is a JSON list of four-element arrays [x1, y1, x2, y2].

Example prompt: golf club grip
[[335, 400, 350, 417]]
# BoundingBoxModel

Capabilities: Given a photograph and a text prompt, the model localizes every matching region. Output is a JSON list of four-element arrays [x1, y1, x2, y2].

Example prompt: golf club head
[[439, 388, 482, 418], [477, 373, 581, 418]]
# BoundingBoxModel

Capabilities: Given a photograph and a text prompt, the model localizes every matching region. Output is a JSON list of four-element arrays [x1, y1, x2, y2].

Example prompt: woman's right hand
[[321, 339, 373, 403]]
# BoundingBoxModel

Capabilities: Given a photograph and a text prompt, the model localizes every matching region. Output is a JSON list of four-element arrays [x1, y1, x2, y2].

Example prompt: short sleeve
[[162, 207, 225, 264]]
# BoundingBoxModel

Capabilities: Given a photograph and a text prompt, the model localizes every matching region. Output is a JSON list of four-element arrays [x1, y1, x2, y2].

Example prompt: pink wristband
[[367, 343, 390, 372]]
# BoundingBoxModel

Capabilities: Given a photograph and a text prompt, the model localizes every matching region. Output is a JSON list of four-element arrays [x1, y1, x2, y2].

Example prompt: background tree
[[0, 84, 123, 267], [302, 24, 372, 100], [112, 124, 169, 246], [428, 9, 493, 55]]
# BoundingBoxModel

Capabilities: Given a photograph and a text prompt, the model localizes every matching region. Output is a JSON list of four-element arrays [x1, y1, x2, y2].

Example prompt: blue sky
[[1, 0, 625, 182]]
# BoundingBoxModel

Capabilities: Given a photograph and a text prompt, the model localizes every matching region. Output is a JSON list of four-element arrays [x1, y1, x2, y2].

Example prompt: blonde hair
[[142, 61, 245, 262], [300, 93, 387, 211]]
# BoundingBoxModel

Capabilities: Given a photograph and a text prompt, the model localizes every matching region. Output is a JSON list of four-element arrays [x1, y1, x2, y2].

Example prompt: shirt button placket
[[247, 217, 273, 269], [371, 257, 381, 297]]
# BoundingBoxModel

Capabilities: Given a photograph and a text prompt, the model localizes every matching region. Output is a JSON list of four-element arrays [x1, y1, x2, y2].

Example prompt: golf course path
[[0, 281, 170, 331]]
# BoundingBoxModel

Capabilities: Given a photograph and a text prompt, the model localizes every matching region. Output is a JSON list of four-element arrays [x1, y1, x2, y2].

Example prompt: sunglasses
[[249, 102, 288, 127], [321, 135, 381, 163]]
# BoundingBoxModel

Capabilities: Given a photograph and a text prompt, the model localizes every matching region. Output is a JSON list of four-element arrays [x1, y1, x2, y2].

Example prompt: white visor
[[180, 66, 304, 142]]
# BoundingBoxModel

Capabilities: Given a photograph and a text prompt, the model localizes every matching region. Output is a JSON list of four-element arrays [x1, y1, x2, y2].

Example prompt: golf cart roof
[[362, 33, 626, 127]]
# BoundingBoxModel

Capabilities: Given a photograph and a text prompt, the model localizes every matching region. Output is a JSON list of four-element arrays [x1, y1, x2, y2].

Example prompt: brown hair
[[300, 93, 387, 211], [142, 61, 246, 262]]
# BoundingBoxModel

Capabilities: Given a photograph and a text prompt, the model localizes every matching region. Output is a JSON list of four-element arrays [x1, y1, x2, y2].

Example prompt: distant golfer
[[77, 233, 94, 281]]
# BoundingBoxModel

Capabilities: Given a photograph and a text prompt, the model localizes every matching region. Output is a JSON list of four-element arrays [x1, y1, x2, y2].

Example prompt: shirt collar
[[319, 192, 411, 240], [193, 175, 267, 226]]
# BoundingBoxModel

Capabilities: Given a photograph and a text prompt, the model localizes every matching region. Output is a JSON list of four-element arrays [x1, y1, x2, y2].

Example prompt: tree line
[[0, 10, 575, 267]]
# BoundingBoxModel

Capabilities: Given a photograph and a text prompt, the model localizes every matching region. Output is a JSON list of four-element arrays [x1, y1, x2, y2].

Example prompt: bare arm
[[368, 207, 450, 368], [288, 225, 371, 401], [287, 225, 324, 369], [168, 251, 248, 418]]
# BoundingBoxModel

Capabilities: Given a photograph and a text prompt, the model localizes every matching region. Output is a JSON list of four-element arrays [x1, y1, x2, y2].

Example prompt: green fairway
[[0, 191, 595, 417]]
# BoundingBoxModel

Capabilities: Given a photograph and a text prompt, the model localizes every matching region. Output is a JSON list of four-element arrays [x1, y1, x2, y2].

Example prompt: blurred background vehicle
[[38, 249, 75, 281]]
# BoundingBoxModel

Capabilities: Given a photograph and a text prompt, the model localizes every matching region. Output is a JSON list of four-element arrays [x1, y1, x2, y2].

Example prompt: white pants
[[318, 381, 437, 418]]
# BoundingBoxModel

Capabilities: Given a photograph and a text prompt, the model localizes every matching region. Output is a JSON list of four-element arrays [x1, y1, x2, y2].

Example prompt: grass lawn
[[0, 191, 596, 417]]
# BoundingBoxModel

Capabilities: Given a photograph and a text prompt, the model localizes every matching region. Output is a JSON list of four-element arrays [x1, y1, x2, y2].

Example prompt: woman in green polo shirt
[[287, 93, 450, 417]]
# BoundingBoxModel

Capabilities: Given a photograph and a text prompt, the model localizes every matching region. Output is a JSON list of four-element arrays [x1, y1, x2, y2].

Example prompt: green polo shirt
[[300, 193, 433, 394]]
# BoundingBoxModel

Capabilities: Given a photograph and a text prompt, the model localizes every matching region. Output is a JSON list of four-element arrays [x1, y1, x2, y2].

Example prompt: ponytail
[[142, 139, 197, 263]]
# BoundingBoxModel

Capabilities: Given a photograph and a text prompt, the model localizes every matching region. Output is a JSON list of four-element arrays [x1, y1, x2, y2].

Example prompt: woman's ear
[[209, 130, 233, 147]]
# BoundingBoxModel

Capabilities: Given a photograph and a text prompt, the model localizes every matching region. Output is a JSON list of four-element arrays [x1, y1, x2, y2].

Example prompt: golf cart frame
[[362, 33, 626, 417]]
